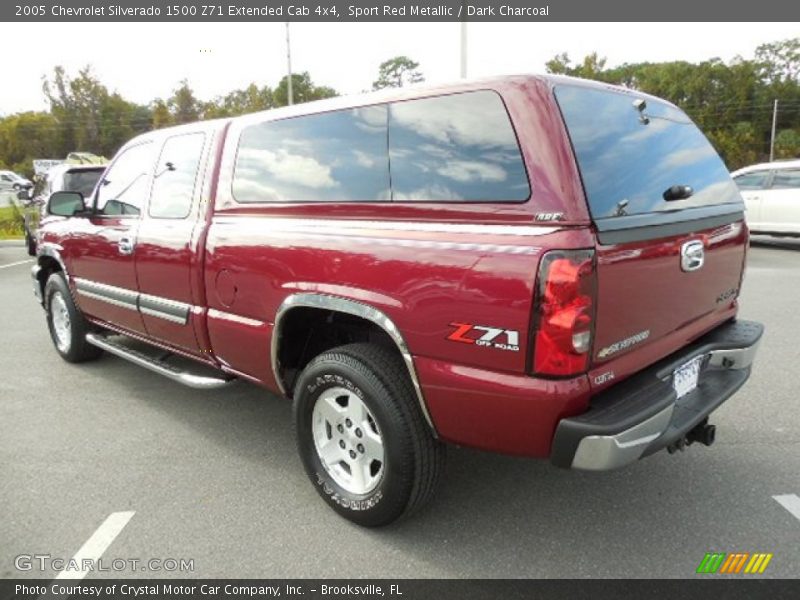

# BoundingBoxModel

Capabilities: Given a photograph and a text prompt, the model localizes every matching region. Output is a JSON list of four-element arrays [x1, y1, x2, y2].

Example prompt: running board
[[85, 333, 235, 390]]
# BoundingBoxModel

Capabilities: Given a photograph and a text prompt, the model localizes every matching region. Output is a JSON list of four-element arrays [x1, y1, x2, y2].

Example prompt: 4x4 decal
[[447, 323, 520, 352]]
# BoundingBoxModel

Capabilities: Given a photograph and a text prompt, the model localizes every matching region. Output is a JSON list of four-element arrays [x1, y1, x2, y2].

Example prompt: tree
[[544, 39, 800, 169], [151, 98, 173, 129], [202, 83, 273, 119], [168, 79, 200, 124], [272, 72, 337, 107], [774, 128, 800, 159], [545, 52, 606, 79], [41, 65, 150, 158], [372, 56, 424, 90]]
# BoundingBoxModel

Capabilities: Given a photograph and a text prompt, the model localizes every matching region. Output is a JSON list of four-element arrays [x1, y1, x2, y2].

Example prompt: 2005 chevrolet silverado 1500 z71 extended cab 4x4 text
[[32, 75, 763, 526]]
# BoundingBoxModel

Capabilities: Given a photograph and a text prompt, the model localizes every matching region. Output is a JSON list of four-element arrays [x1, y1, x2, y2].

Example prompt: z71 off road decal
[[447, 323, 520, 352]]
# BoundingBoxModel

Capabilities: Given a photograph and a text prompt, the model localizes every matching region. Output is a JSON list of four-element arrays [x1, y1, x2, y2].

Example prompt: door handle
[[118, 237, 134, 255]]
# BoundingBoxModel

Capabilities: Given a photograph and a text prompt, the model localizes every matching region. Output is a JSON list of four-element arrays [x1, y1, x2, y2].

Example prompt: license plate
[[673, 355, 704, 399]]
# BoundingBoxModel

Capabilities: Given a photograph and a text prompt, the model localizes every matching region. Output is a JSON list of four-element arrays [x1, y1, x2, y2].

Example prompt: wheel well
[[36, 256, 62, 298], [276, 307, 401, 396]]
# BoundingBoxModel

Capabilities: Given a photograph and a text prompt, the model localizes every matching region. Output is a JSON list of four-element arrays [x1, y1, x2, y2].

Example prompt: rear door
[[555, 85, 747, 379], [134, 130, 209, 355], [760, 168, 800, 234]]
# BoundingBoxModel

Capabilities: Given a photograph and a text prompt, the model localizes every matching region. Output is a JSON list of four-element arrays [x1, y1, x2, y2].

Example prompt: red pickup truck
[[33, 75, 763, 526]]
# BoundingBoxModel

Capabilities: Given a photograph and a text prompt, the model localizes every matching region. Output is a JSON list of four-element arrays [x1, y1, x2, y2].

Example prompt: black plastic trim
[[594, 205, 744, 245]]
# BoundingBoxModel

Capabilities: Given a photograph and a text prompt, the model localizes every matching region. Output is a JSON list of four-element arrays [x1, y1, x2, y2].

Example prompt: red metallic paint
[[36, 75, 749, 459]]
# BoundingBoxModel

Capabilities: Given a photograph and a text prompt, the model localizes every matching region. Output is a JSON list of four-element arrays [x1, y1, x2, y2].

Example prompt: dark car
[[23, 163, 106, 255]]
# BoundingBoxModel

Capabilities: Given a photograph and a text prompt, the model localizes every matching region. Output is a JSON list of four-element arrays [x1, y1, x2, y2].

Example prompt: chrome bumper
[[551, 320, 763, 471]]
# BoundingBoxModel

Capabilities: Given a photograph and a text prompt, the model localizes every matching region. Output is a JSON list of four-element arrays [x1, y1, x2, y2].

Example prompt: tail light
[[533, 249, 596, 377]]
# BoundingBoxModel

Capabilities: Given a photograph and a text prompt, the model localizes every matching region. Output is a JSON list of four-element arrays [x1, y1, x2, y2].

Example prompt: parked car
[[0, 170, 33, 191], [32, 75, 763, 526], [22, 163, 106, 256], [732, 159, 800, 237]]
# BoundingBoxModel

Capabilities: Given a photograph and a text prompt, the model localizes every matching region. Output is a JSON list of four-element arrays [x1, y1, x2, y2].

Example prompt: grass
[[0, 205, 25, 239]]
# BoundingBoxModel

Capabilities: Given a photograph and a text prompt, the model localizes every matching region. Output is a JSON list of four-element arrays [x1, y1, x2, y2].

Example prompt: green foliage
[[0, 205, 24, 239], [0, 66, 339, 174], [545, 38, 800, 169], [372, 56, 424, 90], [273, 72, 338, 107], [774, 128, 800, 159]]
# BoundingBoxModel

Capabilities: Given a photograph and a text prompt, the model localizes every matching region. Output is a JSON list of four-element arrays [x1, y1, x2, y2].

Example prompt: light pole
[[285, 22, 293, 105], [769, 99, 778, 162], [460, 3, 467, 78]]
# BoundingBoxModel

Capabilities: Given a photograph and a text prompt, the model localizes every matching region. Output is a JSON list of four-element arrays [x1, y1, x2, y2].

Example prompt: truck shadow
[[75, 352, 767, 578]]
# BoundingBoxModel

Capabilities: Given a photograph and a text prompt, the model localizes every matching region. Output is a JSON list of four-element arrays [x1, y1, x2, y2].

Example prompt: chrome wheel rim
[[312, 386, 385, 495], [51, 292, 72, 353]]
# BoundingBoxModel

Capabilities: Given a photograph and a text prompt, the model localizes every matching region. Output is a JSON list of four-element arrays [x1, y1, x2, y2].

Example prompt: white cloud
[[238, 147, 336, 189], [353, 149, 375, 168], [437, 160, 506, 183]]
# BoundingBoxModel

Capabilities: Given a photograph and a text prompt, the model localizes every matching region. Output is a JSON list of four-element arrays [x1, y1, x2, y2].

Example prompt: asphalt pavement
[[1, 238, 798, 579]]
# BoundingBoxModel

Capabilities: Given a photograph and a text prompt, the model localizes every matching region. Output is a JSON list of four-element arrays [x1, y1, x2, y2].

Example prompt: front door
[[70, 141, 157, 335]]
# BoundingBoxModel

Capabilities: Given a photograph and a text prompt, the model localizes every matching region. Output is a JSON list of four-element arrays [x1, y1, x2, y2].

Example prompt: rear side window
[[772, 169, 800, 190], [555, 85, 741, 219], [233, 106, 389, 202], [734, 171, 770, 191], [388, 91, 529, 202], [149, 133, 206, 219]]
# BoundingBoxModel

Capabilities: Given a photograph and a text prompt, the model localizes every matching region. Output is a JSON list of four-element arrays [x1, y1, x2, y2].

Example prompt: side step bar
[[85, 333, 235, 390]]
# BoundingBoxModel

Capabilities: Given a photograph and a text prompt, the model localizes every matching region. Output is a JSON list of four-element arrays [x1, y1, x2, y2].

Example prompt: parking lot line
[[773, 494, 800, 523], [54, 511, 135, 580], [0, 259, 33, 270]]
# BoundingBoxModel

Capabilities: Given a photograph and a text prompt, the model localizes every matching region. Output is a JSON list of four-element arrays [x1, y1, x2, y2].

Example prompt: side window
[[96, 142, 155, 216], [388, 91, 530, 202], [149, 133, 206, 219], [0, 174, 12, 182], [232, 106, 389, 202], [734, 171, 770, 191], [771, 169, 800, 190]]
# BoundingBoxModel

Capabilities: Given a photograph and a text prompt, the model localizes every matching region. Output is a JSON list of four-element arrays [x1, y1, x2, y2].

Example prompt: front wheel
[[44, 273, 102, 363], [293, 343, 444, 527]]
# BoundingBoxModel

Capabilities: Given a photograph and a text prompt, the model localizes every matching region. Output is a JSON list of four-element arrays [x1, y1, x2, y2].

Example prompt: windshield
[[63, 169, 104, 197], [554, 85, 741, 220]]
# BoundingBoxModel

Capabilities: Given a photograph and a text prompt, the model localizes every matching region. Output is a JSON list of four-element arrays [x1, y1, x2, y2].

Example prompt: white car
[[0, 170, 33, 191], [732, 159, 800, 237]]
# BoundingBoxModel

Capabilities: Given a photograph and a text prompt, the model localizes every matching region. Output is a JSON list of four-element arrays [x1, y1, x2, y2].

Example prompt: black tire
[[25, 231, 36, 257], [293, 343, 444, 527], [44, 272, 103, 363]]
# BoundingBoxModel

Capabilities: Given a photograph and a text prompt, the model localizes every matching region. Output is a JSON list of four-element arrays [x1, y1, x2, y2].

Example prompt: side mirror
[[47, 191, 86, 217]]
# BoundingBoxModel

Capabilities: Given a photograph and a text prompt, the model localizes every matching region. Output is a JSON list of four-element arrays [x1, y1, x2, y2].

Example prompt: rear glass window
[[149, 132, 206, 219], [772, 169, 800, 189], [233, 106, 389, 202], [388, 91, 529, 202], [734, 171, 770, 191], [63, 169, 104, 198], [555, 85, 741, 219]]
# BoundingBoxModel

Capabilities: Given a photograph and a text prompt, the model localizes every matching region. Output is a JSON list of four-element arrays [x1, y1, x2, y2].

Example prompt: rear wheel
[[44, 273, 102, 363], [293, 343, 444, 527]]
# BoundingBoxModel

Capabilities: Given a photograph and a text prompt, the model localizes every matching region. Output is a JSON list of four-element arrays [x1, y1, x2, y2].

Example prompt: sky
[[0, 21, 797, 116]]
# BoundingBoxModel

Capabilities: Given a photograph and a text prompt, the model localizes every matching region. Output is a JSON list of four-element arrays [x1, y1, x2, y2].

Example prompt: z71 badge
[[447, 323, 520, 352]]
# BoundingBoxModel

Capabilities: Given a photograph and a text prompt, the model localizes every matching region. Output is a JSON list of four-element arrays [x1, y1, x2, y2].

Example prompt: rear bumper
[[550, 320, 764, 471]]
